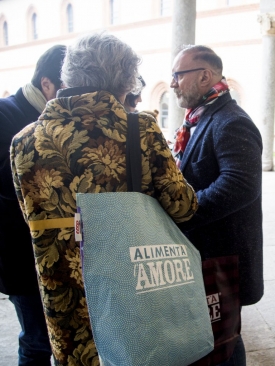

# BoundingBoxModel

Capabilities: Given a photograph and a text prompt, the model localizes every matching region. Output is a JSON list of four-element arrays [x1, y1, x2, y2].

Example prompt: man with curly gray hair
[[10, 33, 197, 365]]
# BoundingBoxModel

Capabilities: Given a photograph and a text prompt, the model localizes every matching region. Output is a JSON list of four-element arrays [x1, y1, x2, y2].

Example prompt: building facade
[[0, 0, 269, 141]]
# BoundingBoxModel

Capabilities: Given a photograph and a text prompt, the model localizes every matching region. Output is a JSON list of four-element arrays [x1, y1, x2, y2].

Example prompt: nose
[[170, 77, 177, 88]]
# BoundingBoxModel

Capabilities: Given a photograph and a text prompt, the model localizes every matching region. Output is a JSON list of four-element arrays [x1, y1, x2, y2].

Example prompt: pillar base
[[262, 160, 274, 171]]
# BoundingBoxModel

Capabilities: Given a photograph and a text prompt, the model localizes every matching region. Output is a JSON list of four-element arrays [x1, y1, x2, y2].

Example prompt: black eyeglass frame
[[172, 68, 205, 82]]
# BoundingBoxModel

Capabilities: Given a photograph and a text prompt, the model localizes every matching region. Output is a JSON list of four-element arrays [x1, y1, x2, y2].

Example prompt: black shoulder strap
[[126, 113, 142, 193]]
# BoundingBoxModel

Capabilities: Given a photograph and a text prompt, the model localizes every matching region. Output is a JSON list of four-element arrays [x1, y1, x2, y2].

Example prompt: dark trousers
[[217, 335, 246, 366], [9, 293, 52, 366]]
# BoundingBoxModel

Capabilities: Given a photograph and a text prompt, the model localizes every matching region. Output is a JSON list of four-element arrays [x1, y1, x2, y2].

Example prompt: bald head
[[181, 45, 223, 74], [171, 45, 223, 109]]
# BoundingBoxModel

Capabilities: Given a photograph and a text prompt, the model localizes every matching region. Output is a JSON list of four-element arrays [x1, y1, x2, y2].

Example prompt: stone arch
[[2, 90, 10, 98], [227, 78, 244, 107], [150, 81, 169, 110], [150, 81, 169, 129]]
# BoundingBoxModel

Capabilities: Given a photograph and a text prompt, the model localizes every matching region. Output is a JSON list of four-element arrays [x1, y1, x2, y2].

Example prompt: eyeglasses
[[172, 68, 205, 83]]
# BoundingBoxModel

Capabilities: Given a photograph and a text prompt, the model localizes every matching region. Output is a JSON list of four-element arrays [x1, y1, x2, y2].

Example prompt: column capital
[[257, 13, 275, 35]]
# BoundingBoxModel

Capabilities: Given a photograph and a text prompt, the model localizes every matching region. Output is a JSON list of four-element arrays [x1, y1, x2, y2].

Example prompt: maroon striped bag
[[190, 255, 241, 366]]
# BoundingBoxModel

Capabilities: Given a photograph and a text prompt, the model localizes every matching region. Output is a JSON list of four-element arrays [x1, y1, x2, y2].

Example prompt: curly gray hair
[[61, 33, 141, 99]]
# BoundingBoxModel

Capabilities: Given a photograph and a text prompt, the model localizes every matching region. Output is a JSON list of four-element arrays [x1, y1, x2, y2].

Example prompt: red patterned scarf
[[173, 78, 229, 167]]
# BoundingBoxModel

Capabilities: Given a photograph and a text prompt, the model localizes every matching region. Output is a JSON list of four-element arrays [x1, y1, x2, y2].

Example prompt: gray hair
[[61, 33, 141, 99]]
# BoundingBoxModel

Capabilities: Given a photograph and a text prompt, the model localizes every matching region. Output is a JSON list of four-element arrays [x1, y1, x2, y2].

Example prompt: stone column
[[258, 8, 275, 171], [168, 0, 196, 140]]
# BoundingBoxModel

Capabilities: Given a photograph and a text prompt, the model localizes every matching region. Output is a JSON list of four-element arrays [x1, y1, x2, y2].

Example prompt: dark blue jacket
[[178, 93, 263, 306], [0, 88, 40, 294]]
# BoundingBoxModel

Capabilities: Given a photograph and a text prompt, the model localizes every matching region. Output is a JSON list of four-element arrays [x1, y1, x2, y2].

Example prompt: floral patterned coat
[[10, 89, 197, 366]]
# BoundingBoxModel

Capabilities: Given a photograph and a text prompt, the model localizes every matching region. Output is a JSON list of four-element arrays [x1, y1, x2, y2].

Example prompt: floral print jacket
[[10, 89, 197, 366]]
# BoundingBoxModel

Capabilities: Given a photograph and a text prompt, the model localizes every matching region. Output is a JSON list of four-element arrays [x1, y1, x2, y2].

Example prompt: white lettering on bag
[[206, 293, 221, 322], [130, 245, 195, 294], [130, 244, 188, 262]]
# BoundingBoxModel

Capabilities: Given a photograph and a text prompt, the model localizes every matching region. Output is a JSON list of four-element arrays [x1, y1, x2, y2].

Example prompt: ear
[[40, 77, 57, 101], [199, 69, 213, 87]]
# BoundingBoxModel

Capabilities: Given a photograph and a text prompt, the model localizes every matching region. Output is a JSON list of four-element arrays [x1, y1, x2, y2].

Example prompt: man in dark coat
[[0, 44, 66, 366], [171, 45, 263, 366]]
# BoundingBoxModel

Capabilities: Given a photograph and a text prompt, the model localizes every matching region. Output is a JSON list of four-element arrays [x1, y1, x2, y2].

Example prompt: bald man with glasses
[[171, 45, 263, 366]]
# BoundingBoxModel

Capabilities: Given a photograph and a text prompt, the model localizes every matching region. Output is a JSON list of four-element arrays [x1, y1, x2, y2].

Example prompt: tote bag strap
[[126, 113, 142, 193]]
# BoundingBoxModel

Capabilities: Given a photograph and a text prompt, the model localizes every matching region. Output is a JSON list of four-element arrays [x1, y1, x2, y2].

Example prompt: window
[[160, 0, 171, 16], [160, 92, 169, 129], [60, 0, 74, 34], [26, 6, 39, 41], [32, 13, 38, 39], [110, 0, 120, 25], [0, 16, 8, 47], [150, 82, 169, 129], [3, 21, 8, 45], [67, 4, 73, 32]]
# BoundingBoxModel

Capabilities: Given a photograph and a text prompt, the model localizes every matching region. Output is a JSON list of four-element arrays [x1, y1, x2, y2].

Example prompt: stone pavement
[[241, 171, 275, 366], [0, 172, 275, 366]]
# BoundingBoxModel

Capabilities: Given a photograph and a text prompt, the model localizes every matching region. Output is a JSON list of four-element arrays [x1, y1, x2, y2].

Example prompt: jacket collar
[[57, 86, 98, 98], [180, 92, 233, 172]]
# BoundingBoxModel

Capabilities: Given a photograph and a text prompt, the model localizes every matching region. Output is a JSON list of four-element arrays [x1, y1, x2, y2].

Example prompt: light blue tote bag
[[76, 114, 213, 365], [77, 192, 213, 366]]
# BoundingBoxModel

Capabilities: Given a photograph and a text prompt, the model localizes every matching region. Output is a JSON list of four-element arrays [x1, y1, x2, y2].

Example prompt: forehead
[[172, 50, 197, 72]]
